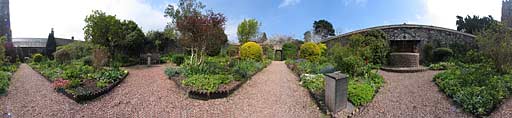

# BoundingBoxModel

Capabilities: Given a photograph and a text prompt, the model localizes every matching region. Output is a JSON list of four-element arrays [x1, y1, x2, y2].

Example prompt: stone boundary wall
[[322, 24, 477, 64]]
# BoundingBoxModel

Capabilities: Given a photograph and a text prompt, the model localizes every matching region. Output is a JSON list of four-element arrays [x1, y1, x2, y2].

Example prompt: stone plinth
[[325, 71, 348, 113], [389, 53, 419, 68]]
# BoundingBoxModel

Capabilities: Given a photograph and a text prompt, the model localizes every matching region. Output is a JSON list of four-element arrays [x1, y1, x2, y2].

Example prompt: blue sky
[[10, 0, 502, 43]]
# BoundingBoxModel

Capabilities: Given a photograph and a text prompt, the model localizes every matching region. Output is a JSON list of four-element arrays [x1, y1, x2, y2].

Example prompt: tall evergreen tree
[[46, 28, 57, 59], [313, 19, 335, 39]]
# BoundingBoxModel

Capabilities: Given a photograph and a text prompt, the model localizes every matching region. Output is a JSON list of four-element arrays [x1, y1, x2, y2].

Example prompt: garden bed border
[[170, 62, 270, 100], [29, 66, 129, 103]]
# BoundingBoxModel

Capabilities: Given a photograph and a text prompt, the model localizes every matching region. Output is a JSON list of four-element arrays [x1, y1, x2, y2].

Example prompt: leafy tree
[[304, 31, 312, 42], [46, 29, 56, 59], [313, 19, 335, 39], [84, 10, 123, 55], [146, 31, 169, 53], [456, 15, 498, 34], [84, 10, 145, 60], [476, 23, 512, 73], [165, 0, 228, 60], [120, 20, 145, 56], [237, 19, 260, 44]]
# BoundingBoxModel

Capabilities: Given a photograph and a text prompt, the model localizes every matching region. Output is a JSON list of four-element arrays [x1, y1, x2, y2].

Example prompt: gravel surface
[[0, 62, 322, 117], [491, 96, 512, 117], [352, 70, 473, 118]]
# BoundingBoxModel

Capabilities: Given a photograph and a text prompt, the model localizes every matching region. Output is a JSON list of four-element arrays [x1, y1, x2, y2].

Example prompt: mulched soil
[[352, 70, 473, 118], [0, 62, 322, 117]]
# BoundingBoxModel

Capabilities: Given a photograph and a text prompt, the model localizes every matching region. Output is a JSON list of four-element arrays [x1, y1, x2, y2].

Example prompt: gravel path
[[0, 61, 322, 117], [352, 70, 473, 118], [491, 96, 512, 117]]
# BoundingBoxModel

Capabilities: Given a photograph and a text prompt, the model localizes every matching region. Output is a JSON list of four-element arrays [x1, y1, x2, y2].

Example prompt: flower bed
[[166, 57, 271, 100], [434, 63, 512, 116], [29, 60, 128, 102], [286, 59, 384, 115], [0, 63, 18, 95]]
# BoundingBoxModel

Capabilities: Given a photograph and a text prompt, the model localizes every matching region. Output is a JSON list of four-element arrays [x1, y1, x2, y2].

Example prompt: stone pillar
[[147, 54, 152, 66], [325, 71, 348, 113]]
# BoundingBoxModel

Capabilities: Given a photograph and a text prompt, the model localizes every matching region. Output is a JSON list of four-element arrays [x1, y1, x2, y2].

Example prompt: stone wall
[[322, 24, 477, 64]]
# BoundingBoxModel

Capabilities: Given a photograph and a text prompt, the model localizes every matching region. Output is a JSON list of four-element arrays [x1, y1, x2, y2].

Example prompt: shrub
[[429, 62, 455, 70], [54, 49, 71, 64], [226, 45, 239, 57], [171, 54, 186, 66], [32, 53, 44, 63], [165, 67, 181, 77], [422, 44, 434, 64], [232, 59, 262, 79], [0, 36, 5, 63], [239, 42, 263, 61], [181, 74, 234, 92], [300, 74, 325, 93], [92, 47, 110, 69], [348, 81, 375, 106], [477, 24, 512, 73], [0, 71, 10, 94], [336, 56, 365, 76], [432, 48, 453, 63], [56, 42, 99, 60], [61, 61, 95, 80], [282, 43, 298, 60], [299, 42, 321, 62]]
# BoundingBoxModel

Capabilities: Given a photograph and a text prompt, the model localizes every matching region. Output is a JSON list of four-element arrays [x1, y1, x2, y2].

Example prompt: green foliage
[[237, 19, 260, 44], [422, 44, 434, 64], [282, 43, 298, 60], [96, 79, 109, 88], [182, 74, 234, 92], [61, 61, 95, 80], [348, 81, 375, 106], [29, 59, 128, 95], [299, 42, 321, 62], [432, 48, 453, 63], [165, 1, 227, 58], [456, 15, 498, 34], [240, 42, 263, 61], [232, 59, 264, 79], [434, 63, 512, 116], [477, 23, 512, 73], [145, 30, 174, 53], [171, 54, 186, 66], [336, 56, 365, 77], [32, 53, 44, 63], [300, 74, 325, 93], [55, 42, 100, 64], [84, 10, 146, 60], [313, 19, 335, 39], [429, 62, 455, 70], [165, 67, 181, 77], [0, 71, 10, 94], [0, 36, 5, 63]]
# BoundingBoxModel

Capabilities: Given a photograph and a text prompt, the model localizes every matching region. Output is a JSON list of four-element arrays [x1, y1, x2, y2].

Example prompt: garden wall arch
[[321, 24, 477, 64]]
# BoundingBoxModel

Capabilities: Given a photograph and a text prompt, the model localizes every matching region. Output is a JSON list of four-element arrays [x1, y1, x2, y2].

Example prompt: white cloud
[[10, 0, 170, 40], [279, 0, 301, 8], [421, 0, 501, 29], [225, 18, 241, 44], [343, 0, 368, 6]]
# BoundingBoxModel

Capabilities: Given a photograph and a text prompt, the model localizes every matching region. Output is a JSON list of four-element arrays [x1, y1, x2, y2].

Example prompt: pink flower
[[52, 78, 70, 89]]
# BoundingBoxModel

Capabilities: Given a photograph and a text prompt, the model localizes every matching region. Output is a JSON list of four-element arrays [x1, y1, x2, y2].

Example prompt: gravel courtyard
[[352, 70, 473, 118], [0, 62, 322, 117]]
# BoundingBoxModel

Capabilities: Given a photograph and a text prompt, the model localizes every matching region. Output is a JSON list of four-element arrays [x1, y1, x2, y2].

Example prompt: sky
[[10, 0, 503, 43]]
